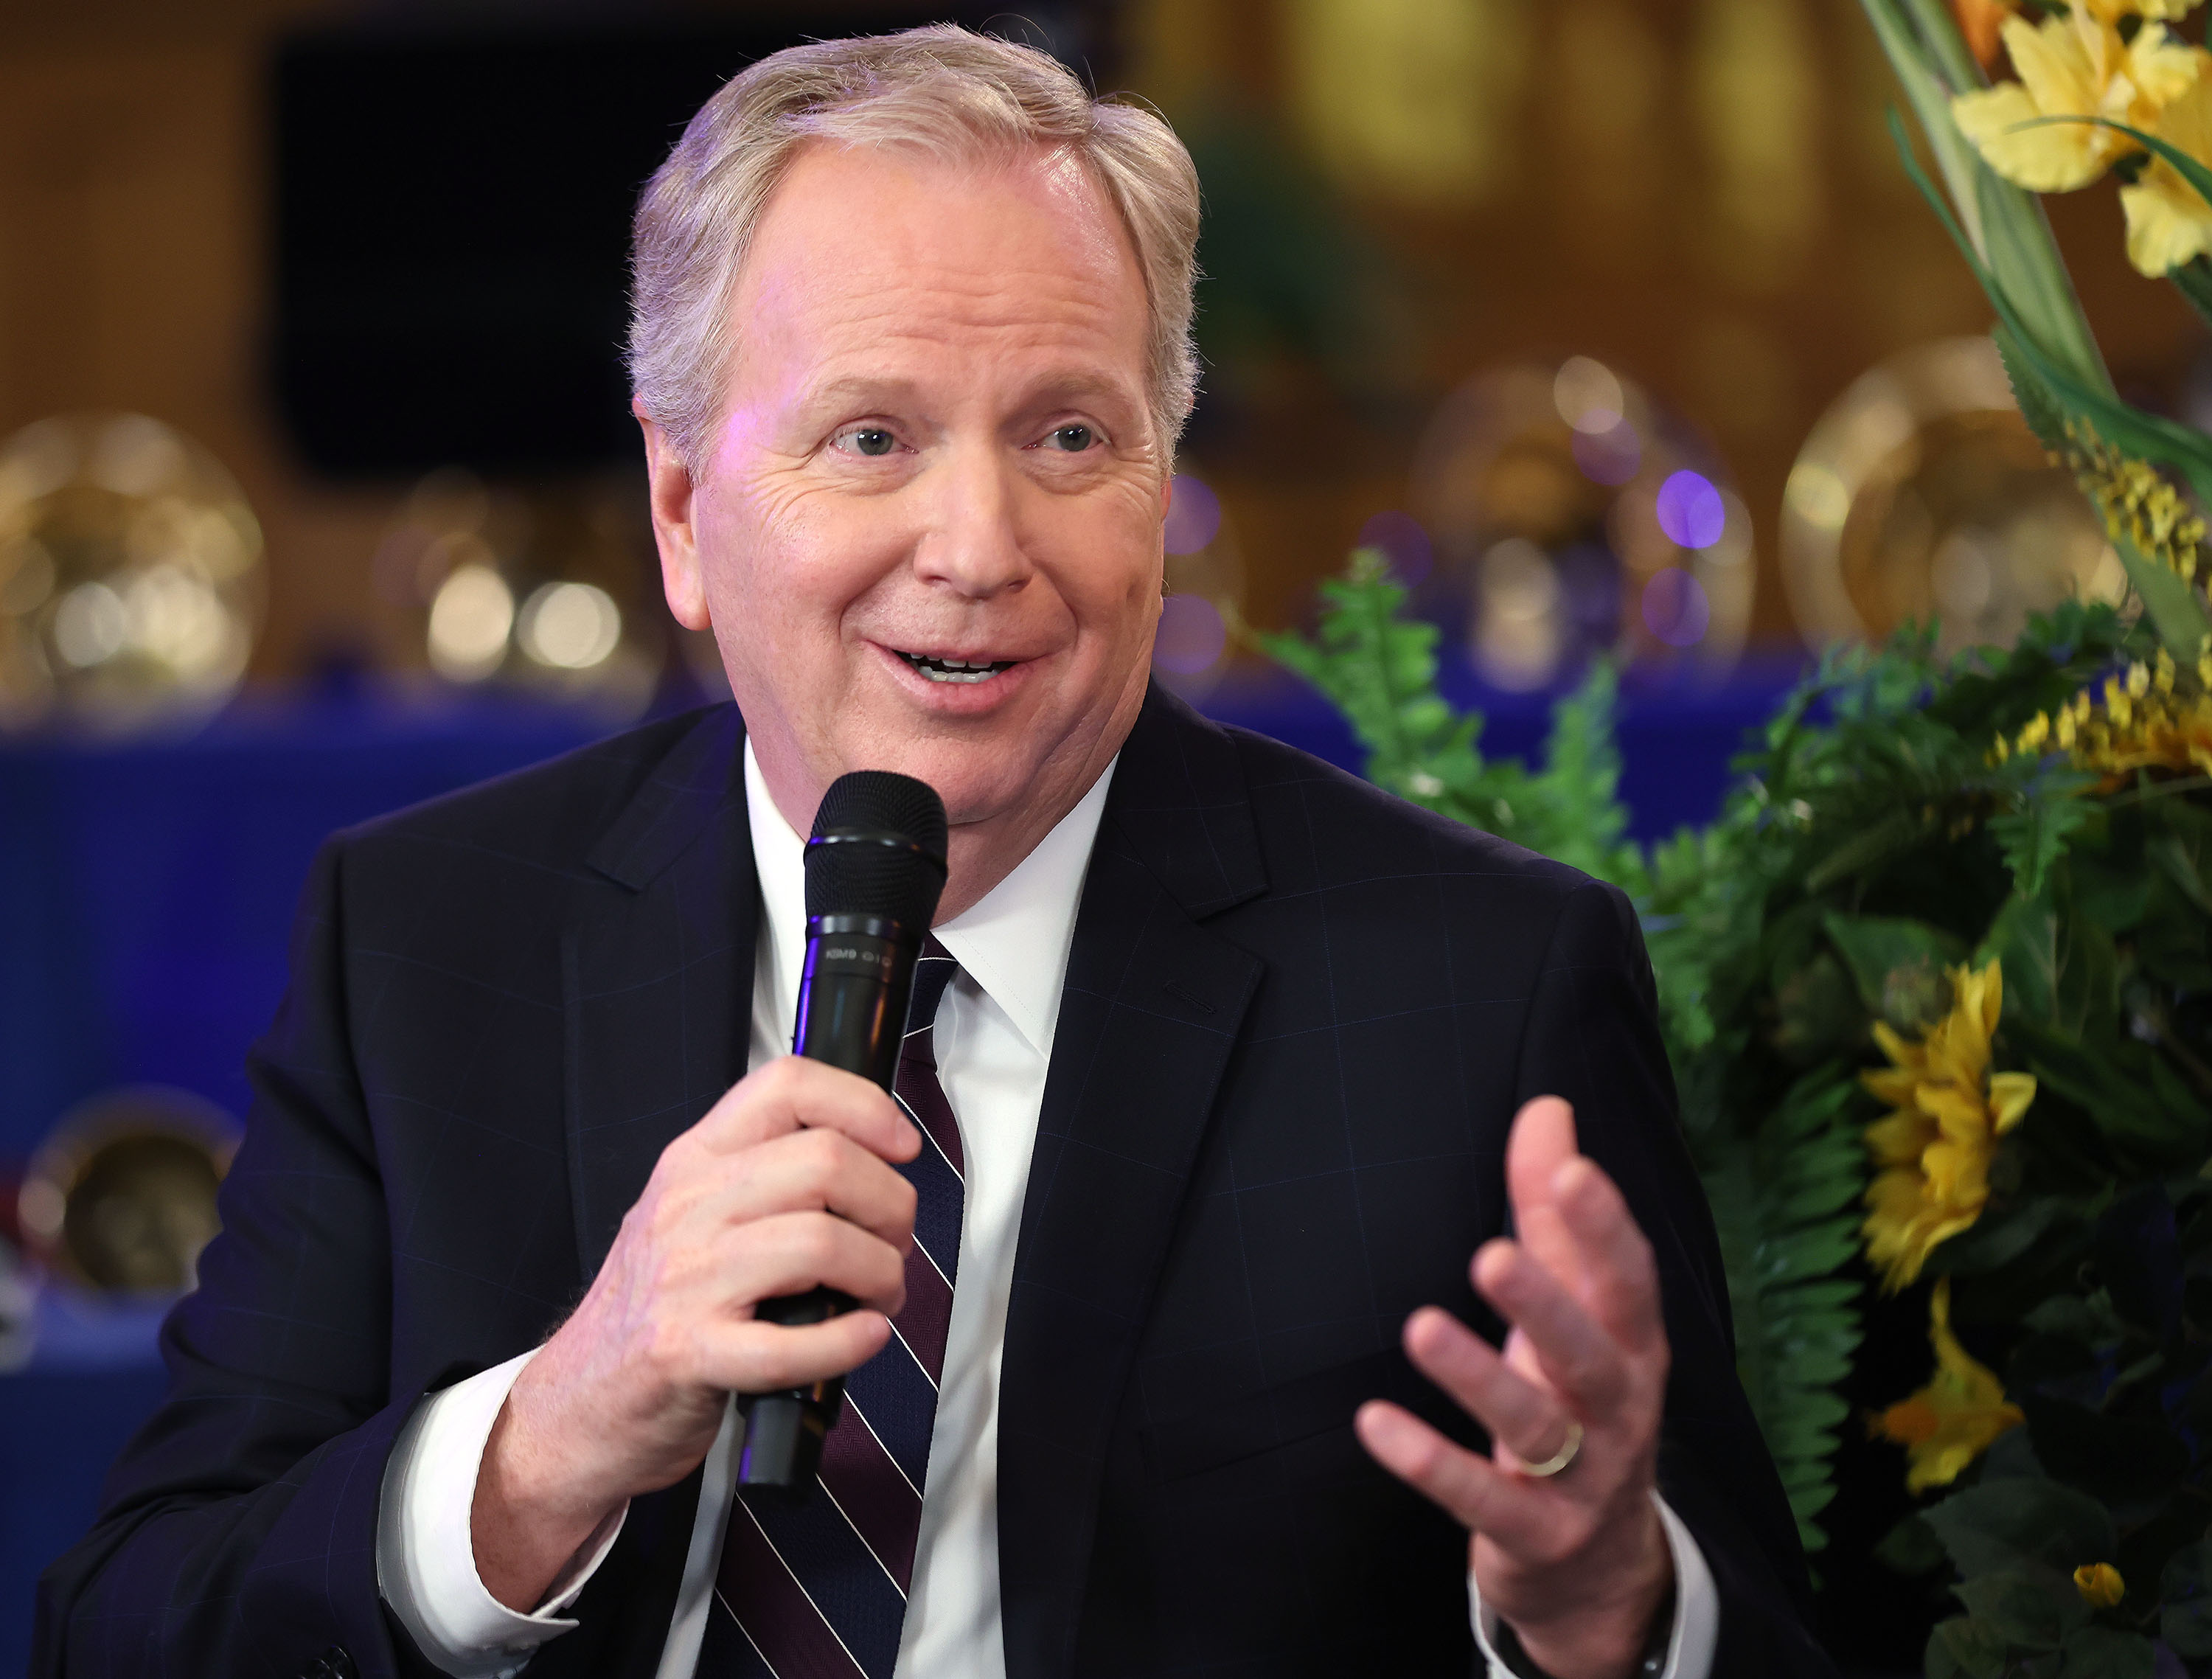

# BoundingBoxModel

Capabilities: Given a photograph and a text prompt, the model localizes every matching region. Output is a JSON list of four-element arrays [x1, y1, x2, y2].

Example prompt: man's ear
[[638, 404, 709, 632]]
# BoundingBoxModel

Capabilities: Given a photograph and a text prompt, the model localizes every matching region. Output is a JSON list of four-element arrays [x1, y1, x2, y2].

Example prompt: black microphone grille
[[804, 771, 949, 929]]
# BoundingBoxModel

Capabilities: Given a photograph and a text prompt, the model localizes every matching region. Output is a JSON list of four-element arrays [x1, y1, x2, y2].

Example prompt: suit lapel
[[553, 707, 756, 1677], [565, 703, 757, 1279], [998, 686, 1268, 1679]]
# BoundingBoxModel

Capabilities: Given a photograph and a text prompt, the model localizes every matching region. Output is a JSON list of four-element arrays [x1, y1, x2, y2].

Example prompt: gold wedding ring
[[1514, 1418, 1583, 1478]]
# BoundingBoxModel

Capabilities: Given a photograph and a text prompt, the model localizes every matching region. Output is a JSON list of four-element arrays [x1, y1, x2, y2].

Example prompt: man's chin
[[883, 746, 1060, 830]]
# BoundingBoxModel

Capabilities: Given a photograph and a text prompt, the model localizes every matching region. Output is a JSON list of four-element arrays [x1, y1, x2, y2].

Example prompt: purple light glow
[[1641, 569, 1711, 648], [1154, 593, 1227, 673], [1164, 475, 1222, 555], [1571, 421, 1641, 487], [1357, 510, 1433, 585], [1654, 470, 1727, 549]]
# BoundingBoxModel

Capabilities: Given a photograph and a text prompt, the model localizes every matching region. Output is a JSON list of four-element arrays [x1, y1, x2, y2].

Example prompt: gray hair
[[627, 25, 1202, 475]]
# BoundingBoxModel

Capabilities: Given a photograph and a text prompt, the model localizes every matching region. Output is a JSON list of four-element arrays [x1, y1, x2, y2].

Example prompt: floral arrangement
[[1265, 5, 2212, 1669], [1947, 0, 2212, 293]]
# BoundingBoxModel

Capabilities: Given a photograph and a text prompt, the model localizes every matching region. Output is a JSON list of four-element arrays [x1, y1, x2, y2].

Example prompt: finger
[[1506, 1096, 1577, 1214], [1401, 1307, 1580, 1472], [709, 1310, 897, 1393], [1472, 1239, 1627, 1415], [1505, 1096, 1582, 1285], [710, 1128, 919, 1254], [727, 1211, 910, 1318], [1552, 1156, 1666, 1355], [692, 1055, 920, 1163], [1354, 1400, 1553, 1554]]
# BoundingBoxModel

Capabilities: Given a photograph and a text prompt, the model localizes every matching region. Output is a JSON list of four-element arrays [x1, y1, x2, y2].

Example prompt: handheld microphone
[[737, 769, 947, 1492]]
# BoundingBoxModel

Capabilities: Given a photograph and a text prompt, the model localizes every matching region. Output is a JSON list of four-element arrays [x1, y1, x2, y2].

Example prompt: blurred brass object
[[375, 469, 664, 717], [1413, 358, 1754, 688], [0, 414, 265, 733], [1781, 338, 2123, 656], [18, 1086, 240, 1296]]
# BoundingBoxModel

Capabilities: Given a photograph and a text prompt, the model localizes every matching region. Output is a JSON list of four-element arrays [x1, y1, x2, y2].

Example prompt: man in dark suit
[[37, 25, 1833, 1679]]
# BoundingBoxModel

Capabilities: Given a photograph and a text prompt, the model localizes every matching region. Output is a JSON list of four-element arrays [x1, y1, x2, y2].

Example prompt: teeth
[[900, 650, 1013, 684]]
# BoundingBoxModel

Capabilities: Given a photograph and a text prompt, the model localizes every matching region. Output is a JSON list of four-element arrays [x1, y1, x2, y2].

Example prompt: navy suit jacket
[[36, 685, 1833, 1678]]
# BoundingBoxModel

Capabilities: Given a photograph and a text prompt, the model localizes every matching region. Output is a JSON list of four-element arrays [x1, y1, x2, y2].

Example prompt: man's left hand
[[1356, 1096, 1674, 1679]]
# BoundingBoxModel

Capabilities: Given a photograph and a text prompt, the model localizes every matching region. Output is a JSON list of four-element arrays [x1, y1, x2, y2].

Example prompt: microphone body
[[737, 773, 946, 1494], [793, 913, 917, 1088]]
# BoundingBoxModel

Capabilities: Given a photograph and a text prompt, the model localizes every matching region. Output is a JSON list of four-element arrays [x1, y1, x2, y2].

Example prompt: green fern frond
[[1703, 1067, 1867, 1553]]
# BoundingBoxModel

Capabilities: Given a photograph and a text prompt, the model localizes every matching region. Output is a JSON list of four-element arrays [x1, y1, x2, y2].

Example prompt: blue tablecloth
[[0, 651, 1806, 1669]]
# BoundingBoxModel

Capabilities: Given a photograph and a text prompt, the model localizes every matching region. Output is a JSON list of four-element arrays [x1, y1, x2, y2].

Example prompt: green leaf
[[1922, 1478, 2116, 1579], [1824, 913, 1967, 1029], [1804, 807, 1927, 893], [2053, 914, 2120, 1040], [2017, 1020, 2212, 1164], [1861, 0, 1991, 253], [1868, 0, 2114, 393], [1770, 952, 1867, 1063], [1995, 323, 2072, 454], [2161, 1537, 2212, 1660], [1976, 894, 2059, 1023], [1930, 1615, 2011, 1679], [2172, 257, 2212, 336], [1933, 1195, 2071, 1276], [2021, 1392, 2193, 1505], [1954, 1569, 2087, 1652], [2056, 1627, 2156, 1679], [1877, 1513, 1951, 1576], [2113, 529, 2212, 664], [1989, 768, 2097, 900], [1704, 1065, 1867, 1555], [1526, 659, 1646, 891]]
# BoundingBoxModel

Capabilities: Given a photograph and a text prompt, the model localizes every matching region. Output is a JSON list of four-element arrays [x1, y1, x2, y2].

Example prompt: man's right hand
[[471, 1055, 920, 1612]]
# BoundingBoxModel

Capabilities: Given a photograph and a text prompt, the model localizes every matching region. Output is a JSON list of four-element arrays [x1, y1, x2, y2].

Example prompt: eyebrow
[[792, 375, 927, 419], [790, 369, 1144, 425], [1013, 371, 1143, 417]]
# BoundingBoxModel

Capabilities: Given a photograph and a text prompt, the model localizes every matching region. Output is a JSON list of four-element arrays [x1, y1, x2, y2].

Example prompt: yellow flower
[[2063, 419, 2208, 582], [2010, 650, 2212, 785], [2074, 1562, 2126, 1608], [1872, 1279, 2026, 1492], [2121, 73, 2212, 274], [1862, 962, 2037, 1291], [1952, 5, 2205, 192], [2083, 0, 2201, 19]]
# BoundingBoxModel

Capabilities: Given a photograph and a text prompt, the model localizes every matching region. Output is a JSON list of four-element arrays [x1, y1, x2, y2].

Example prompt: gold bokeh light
[[0, 414, 263, 733]]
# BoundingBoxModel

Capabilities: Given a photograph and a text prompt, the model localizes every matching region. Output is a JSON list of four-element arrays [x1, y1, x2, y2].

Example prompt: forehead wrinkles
[[732, 146, 1144, 347], [729, 230, 1144, 439], [804, 260, 1131, 345]]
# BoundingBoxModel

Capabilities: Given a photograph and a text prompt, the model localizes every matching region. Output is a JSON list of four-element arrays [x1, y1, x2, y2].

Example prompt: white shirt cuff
[[376, 1348, 630, 1678], [1470, 1489, 1718, 1679]]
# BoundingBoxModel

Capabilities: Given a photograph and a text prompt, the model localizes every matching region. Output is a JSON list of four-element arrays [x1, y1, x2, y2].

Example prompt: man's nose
[[911, 443, 1032, 599]]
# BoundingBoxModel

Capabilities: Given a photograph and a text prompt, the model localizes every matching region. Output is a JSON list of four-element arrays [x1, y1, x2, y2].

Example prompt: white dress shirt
[[375, 741, 1718, 1679]]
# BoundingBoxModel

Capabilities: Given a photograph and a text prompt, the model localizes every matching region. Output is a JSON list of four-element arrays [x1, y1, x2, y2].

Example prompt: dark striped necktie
[[703, 938, 964, 1679]]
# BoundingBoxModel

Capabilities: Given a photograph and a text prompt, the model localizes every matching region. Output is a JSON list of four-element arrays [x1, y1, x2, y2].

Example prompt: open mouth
[[897, 650, 1018, 685]]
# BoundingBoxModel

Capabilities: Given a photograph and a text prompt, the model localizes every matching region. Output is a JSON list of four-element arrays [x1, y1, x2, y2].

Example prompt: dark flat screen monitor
[[270, 8, 1108, 477]]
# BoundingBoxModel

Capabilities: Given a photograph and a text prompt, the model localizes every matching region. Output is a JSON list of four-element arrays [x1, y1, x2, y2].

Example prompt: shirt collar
[[744, 740, 1114, 1061]]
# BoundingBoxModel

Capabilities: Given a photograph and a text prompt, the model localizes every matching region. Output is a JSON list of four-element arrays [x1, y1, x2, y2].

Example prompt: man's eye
[[841, 428, 897, 457], [1043, 424, 1095, 453]]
